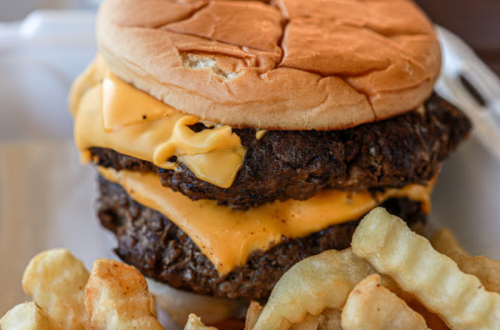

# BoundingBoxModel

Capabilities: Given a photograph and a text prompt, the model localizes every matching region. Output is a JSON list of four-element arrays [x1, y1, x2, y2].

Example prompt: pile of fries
[[2, 207, 500, 330], [0, 249, 163, 330]]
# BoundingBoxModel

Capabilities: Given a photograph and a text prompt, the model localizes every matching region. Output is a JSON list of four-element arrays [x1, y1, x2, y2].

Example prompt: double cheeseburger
[[70, 0, 471, 327]]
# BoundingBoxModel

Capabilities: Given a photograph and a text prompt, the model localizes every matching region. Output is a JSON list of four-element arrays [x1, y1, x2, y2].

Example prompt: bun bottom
[[147, 277, 248, 328]]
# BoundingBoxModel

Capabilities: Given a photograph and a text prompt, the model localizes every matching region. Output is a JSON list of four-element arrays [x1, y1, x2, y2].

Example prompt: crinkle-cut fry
[[352, 207, 500, 330], [431, 228, 469, 257], [318, 309, 342, 330], [246, 303, 341, 330], [251, 248, 387, 330], [85, 259, 163, 330], [449, 252, 500, 295], [184, 314, 217, 330], [22, 248, 89, 330], [341, 274, 429, 330], [0, 302, 62, 330]]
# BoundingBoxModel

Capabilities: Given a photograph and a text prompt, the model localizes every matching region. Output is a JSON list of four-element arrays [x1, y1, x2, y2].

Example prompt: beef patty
[[97, 175, 426, 301], [91, 94, 471, 210]]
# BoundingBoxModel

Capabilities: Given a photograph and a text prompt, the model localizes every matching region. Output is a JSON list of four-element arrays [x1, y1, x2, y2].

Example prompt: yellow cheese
[[256, 129, 267, 140], [98, 167, 433, 277], [101, 72, 177, 132], [71, 58, 245, 188]]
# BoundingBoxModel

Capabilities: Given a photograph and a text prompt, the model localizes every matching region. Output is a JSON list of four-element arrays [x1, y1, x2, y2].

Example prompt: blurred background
[[416, 0, 500, 76], [0, 0, 99, 21]]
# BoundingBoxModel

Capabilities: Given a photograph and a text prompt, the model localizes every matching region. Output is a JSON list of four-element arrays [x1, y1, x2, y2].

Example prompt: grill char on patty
[[97, 176, 426, 301], [90, 94, 471, 210]]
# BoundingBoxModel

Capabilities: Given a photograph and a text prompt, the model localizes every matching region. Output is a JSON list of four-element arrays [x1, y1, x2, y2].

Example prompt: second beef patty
[[97, 175, 427, 301]]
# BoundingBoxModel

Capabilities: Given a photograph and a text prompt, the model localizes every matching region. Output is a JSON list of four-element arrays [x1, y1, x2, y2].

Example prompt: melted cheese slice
[[71, 57, 245, 188], [256, 129, 267, 140], [101, 72, 177, 132], [99, 167, 433, 276]]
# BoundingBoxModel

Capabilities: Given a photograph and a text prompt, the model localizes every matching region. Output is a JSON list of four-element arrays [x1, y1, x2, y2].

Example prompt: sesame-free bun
[[97, 0, 441, 130]]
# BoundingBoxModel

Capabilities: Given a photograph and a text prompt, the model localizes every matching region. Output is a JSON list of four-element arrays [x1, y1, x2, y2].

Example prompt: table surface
[[416, 0, 500, 77]]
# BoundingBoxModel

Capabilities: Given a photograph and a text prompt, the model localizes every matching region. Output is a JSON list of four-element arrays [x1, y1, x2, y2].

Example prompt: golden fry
[[22, 249, 89, 330], [290, 314, 324, 330], [0, 302, 61, 330], [318, 309, 342, 330], [449, 252, 500, 295], [244, 302, 263, 330], [352, 207, 500, 330], [431, 228, 469, 257], [85, 259, 163, 330], [246, 302, 342, 330], [184, 314, 218, 330], [251, 248, 386, 330], [341, 274, 429, 330]]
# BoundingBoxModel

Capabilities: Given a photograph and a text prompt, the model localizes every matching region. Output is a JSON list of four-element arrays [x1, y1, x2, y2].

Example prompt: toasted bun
[[97, 0, 440, 130]]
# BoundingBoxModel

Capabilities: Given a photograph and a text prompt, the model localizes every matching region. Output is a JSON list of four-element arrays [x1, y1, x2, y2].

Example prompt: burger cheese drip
[[71, 57, 245, 189], [98, 167, 434, 277]]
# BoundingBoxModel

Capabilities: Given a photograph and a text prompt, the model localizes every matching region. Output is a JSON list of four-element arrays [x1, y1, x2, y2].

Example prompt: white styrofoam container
[[0, 10, 96, 140], [0, 9, 500, 327], [0, 0, 100, 21]]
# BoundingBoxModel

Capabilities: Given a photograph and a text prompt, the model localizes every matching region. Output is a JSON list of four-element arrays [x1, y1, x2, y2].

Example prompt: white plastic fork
[[436, 26, 500, 162]]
